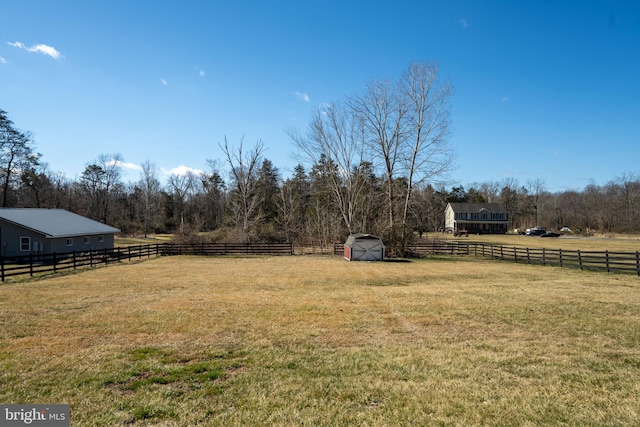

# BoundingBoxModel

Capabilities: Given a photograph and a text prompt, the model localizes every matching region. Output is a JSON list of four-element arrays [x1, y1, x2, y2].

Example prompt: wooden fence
[[333, 241, 640, 275], [160, 242, 294, 256], [0, 244, 162, 282], [2, 241, 638, 283], [0, 243, 294, 282]]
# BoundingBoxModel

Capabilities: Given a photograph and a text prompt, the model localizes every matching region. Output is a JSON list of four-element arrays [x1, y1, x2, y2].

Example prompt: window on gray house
[[20, 237, 30, 251]]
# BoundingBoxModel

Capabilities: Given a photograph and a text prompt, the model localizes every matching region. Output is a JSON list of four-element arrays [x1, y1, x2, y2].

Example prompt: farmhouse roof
[[0, 208, 120, 238], [447, 203, 507, 214]]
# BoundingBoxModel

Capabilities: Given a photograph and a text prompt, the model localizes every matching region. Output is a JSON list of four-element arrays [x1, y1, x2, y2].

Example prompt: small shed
[[344, 233, 385, 261]]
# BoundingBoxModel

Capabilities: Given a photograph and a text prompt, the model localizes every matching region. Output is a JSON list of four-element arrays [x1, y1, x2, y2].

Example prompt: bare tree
[[288, 102, 368, 234], [167, 170, 196, 228], [138, 160, 162, 237], [350, 78, 405, 232], [527, 178, 546, 227], [615, 172, 640, 233], [220, 137, 265, 240], [0, 110, 40, 207], [397, 62, 454, 247], [350, 61, 454, 253], [80, 153, 123, 223]]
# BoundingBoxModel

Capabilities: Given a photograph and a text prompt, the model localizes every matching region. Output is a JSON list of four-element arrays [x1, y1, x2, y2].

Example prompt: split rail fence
[[1, 241, 639, 283]]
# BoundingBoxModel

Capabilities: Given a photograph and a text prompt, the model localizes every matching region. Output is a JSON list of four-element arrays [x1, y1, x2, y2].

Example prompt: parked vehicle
[[526, 228, 546, 236], [541, 232, 561, 238]]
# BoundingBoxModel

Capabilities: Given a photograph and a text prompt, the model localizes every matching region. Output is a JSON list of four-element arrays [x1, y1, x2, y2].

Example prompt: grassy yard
[[1, 255, 639, 425]]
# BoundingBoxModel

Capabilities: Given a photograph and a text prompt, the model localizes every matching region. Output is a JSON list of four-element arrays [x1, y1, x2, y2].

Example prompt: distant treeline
[[4, 148, 640, 243]]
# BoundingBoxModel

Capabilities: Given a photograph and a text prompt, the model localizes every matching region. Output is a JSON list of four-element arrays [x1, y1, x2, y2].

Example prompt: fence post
[[542, 248, 546, 266], [53, 252, 57, 272], [606, 250, 610, 273], [29, 253, 34, 277], [559, 249, 563, 267], [636, 252, 640, 276], [1, 255, 4, 282], [526, 248, 530, 264], [578, 250, 583, 270], [514, 247, 517, 263], [73, 251, 77, 270], [90, 250, 94, 267]]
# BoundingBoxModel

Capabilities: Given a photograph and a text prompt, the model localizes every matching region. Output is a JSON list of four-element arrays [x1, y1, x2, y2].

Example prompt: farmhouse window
[[20, 237, 30, 251], [66, 238, 73, 246], [84, 236, 90, 245], [98, 235, 104, 243]]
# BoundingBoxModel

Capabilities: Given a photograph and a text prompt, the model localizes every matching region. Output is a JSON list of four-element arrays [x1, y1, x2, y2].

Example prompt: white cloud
[[196, 67, 205, 77], [162, 165, 204, 176], [0, 56, 7, 64], [7, 41, 62, 59], [294, 91, 310, 102], [105, 159, 143, 172], [120, 161, 143, 172], [458, 18, 469, 29], [160, 78, 168, 86]]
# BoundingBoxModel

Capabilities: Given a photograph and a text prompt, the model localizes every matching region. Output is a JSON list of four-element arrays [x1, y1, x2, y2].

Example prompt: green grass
[[1, 255, 639, 425]]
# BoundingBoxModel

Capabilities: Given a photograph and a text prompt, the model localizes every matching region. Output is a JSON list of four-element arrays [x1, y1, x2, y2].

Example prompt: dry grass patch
[[1, 255, 639, 425]]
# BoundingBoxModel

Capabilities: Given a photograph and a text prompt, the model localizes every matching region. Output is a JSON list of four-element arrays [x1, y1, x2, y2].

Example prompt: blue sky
[[1, 1, 639, 193]]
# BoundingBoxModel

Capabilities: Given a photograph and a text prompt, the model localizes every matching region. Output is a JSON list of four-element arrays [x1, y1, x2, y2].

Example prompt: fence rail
[[0, 243, 294, 282], [1, 241, 638, 283], [471, 244, 640, 275], [334, 242, 640, 275], [160, 242, 294, 256]]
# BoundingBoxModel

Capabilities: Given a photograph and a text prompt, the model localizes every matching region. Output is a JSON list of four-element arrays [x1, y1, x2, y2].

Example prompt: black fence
[[160, 242, 294, 256], [0, 245, 162, 282], [333, 242, 640, 276], [470, 244, 640, 275], [0, 243, 294, 282], [2, 241, 638, 283]]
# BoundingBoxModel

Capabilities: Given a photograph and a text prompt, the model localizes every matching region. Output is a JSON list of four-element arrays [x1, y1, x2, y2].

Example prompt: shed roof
[[0, 208, 120, 238], [344, 233, 383, 247], [447, 203, 507, 214]]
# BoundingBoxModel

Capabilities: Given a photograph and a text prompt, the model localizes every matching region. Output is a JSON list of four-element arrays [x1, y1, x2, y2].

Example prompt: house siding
[[48, 234, 115, 255], [0, 216, 117, 259], [0, 221, 47, 257]]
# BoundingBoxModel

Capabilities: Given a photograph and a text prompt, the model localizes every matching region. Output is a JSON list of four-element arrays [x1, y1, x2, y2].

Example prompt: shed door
[[353, 239, 383, 261]]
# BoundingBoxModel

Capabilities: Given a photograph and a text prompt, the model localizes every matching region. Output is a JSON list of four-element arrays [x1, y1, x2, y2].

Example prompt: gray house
[[0, 208, 120, 258]]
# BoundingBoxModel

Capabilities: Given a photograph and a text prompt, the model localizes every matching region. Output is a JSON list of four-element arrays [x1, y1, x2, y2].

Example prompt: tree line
[[2, 63, 639, 255]]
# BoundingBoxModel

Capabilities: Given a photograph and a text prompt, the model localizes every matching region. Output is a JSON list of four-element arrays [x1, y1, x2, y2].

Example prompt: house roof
[[447, 203, 507, 214], [0, 208, 120, 238]]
